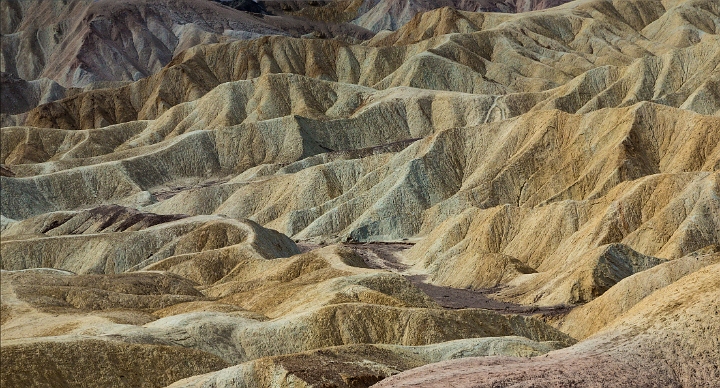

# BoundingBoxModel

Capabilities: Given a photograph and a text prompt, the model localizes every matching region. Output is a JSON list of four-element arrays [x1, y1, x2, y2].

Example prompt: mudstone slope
[[1, 0, 719, 387]]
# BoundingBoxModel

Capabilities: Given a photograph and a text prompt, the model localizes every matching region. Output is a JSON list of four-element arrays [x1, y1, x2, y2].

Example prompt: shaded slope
[[260, 0, 571, 31], [558, 245, 720, 339], [1, 210, 300, 274], [0, 72, 68, 115], [0, 0, 373, 89]]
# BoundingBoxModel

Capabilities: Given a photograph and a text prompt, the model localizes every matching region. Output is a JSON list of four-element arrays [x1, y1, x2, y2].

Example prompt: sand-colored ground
[[1, 0, 718, 386]]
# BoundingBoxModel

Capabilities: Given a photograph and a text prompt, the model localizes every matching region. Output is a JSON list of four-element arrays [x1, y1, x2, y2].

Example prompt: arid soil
[[1, 0, 719, 386]]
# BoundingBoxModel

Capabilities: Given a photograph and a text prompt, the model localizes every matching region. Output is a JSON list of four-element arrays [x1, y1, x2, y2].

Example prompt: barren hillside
[[1, 0, 718, 387]]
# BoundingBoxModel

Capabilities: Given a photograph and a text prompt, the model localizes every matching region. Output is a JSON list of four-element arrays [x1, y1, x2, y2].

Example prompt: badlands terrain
[[1, 0, 719, 387]]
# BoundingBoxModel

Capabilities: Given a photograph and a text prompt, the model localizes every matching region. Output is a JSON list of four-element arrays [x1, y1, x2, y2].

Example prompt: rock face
[[234, 1, 572, 32], [0, 0, 373, 97], [1, 0, 718, 387]]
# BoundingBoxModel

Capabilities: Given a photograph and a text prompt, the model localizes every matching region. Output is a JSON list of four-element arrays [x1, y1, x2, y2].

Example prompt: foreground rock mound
[[376, 263, 720, 387], [1, 339, 228, 388], [170, 337, 565, 387]]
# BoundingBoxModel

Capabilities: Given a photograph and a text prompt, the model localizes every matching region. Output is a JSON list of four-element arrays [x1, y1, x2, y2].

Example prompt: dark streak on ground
[[301, 241, 575, 317], [344, 242, 413, 272], [0, 164, 15, 177], [407, 275, 574, 316]]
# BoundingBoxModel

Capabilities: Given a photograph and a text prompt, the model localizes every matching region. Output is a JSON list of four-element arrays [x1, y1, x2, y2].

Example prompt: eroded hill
[[1, 0, 718, 387]]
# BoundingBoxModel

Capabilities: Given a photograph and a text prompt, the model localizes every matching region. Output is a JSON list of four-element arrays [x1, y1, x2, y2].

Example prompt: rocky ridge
[[1, 0, 718, 386]]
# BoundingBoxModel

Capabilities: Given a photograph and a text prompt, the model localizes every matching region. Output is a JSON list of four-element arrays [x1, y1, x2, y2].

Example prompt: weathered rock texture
[[1, 0, 718, 386], [350, 0, 571, 32], [0, 0, 569, 116], [0, 0, 372, 89]]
